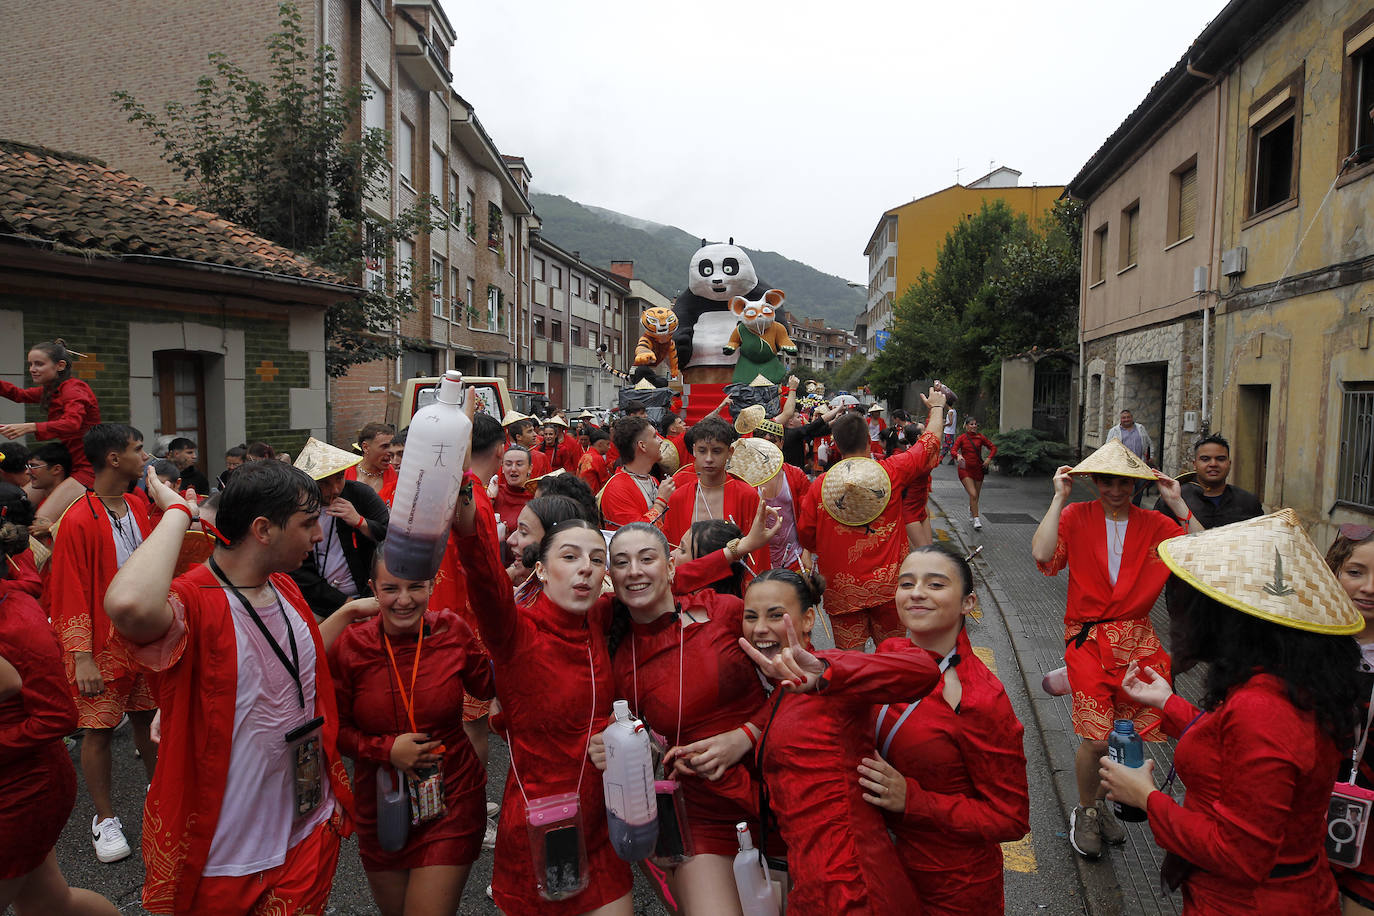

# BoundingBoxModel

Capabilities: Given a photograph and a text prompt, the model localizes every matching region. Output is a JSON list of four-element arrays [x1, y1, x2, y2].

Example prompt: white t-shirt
[[313, 516, 359, 598], [943, 409, 958, 436], [1105, 517, 1129, 585], [106, 506, 144, 567], [202, 585, 332, 875]]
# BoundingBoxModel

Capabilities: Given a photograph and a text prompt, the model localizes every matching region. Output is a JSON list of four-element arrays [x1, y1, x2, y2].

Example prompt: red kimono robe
[[329, 608, 495, 870], [872, 632, 1029, 914], [1147, 678, 1342, 914], [429, 485, 497, 723], [344, 463, 397, 506], [798, 432, 940, 616], [598, 468, 665, 531], [755, 648, 939, 914], [663, 475, 765, 572], [0, 377, 101, 486], [119, 566, 354, 914], [492, 478, 533, 529], [577, 448, 611, 494], [538, 435, 583, 475]]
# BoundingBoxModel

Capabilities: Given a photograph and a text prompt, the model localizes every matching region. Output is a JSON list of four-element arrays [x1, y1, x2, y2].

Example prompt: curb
[[929, 489, 1126, 916]]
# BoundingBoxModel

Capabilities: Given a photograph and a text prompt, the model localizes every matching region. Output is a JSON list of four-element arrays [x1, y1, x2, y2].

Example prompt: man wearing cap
[[1030, 439, 1200, 860], [578, 427, 613, 493], [798, 386, 946, 650], [536, 416, 582, 475], [505, 417, 551, 477], [289, 438, 389, 620]]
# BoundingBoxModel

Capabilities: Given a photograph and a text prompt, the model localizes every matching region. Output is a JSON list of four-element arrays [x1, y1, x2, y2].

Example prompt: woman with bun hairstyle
[[738, 568, 940, 914], [1100, 510, 1363, 914], [858, 546, 1029, 913], [0, 340, 101, 487]]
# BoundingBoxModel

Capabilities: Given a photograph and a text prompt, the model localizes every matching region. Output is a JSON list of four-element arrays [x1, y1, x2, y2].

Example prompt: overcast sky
[[443, 0, 1220, 282]]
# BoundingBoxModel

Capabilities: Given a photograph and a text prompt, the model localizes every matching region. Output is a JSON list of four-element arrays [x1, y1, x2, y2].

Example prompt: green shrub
[[991, 428, 1073, 476]]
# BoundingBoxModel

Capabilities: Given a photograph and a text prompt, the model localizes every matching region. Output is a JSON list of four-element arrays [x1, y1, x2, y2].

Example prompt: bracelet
[[736, 725, 757, 747], [164, 503, 195, 523], [1182, 510, 1194, 525], [653, 497, 667, 507]]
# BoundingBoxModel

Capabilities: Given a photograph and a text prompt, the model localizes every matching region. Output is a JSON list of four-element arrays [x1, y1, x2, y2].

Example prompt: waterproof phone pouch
[[285, 716, 324, 819], [652, 779, 694, 865], [1328, 782, 1374, 868], [526, 792, 589, 901], [376, 765, 411, 852], [408, 761, 446, 826]]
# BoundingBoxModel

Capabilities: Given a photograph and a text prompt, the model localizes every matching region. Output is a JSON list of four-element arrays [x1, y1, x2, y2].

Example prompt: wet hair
[[84, 423, 142, 472], [684, 416, 736, 452], [688, 519, 746, 598], [1193, 433, 1230, 455], [747, 567, 824, 608], [905, 544, 974, 596], [516, 495, 585, 568], [0, 442, 31, 474], [1174, 586, 1361, 747], [31, 441, 72, 477], [534, 473, 601, 526], [830, 412, 869, 455], [536, 517, 602, 564], [607, 522, 673, 655], [1325, 529, 1374, 581], [656, 413, 681, 437], [612, 416, 652, 458], [29, 339, 77, 410], [471, 413, 504, 456], [357, 422, 395, 445], [0, 482, 34, 558], [215, 460, 322, 548], [246, 441, 276, 461], [150, 459, 181, 485]]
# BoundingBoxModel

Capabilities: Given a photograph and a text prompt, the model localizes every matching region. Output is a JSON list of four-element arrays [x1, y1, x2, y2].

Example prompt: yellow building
[[860, 168, 1064, 350], [1069, 0, 1374, 546]]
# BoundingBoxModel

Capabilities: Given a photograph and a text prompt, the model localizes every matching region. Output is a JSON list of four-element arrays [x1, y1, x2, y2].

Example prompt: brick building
[[0, 140, 353, 475], [787, 316, 860, 373]]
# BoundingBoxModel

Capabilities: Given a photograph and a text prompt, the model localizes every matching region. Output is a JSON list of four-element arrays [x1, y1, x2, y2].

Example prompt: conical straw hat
[[1069, 437, 1155, 480], [748, 374, 773, 387], [294, 437, 361, 480], [543, 414, 569, 428], [1158, 508, 1363, 635], [657, 437, 680, 474], [734, 404, 766, 435], [501, 410, 529, 427], [633, 378, 658, 391], [728, 437, 784, 487], [821, 457, 891, 527]]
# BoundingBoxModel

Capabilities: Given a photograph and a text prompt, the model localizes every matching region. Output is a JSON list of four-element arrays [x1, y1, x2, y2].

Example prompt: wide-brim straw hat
[[295, 437, 361, 480], [734, 404, 766, 435], [1069, 438, 1155, 481], [821, 457, 891, 527], [1158, 508, 1363, 635], [502, 410, 529, 427], [525, 468, 565, 493], [728, 437, 784, 487], [658, 438, 680, 474], [868, 404, 884, 414], [755, 417, 784, 438]]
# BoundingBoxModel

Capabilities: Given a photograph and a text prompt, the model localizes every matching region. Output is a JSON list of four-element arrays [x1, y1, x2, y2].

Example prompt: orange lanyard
[[383, 624, 425, 733]]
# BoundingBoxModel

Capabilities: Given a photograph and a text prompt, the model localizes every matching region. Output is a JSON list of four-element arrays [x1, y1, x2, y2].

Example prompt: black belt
[[1162, 853, 1316, 894], [1067, 619, 1112, 649], [1268, 856, 1317, 878]]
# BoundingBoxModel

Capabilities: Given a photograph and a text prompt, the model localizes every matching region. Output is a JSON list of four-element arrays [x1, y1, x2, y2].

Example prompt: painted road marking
[[974, 645, 1039, 875]]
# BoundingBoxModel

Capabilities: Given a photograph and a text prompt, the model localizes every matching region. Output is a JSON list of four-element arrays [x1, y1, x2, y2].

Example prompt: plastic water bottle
[[1107, 719, 1148, 822], [733, 822, 778, 916], [385, 370, 471, 580], [602, 700, 658, 861], [375, 766, 409, 852]]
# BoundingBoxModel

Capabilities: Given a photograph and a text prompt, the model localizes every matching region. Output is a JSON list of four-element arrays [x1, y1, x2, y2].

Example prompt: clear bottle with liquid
[[1107, 719, 1148, 822], [733, 822, 779, 916], [385, 370, 471, 580], [602, 700, 658, 861]]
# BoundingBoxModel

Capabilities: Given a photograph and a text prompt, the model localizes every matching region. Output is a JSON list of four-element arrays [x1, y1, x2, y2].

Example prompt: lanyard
[[507, 645, 598, 806], [383, 623, 425, 733], [209, 555, 304, 709], [874, 647, 959, 759], [1345, 680, 1374, 786], [313, 515, 336, 573]]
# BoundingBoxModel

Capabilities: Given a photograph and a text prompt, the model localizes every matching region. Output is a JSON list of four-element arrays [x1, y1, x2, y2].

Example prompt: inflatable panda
[[672, 239, 770, 371]]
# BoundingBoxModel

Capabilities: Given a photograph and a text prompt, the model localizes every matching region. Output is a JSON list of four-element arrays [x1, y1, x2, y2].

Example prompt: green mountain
[[530, 193, 864, 329]]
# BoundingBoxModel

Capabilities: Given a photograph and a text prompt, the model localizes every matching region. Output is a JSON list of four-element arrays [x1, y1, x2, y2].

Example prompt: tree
[[113, 1, 435, 376], [868, 198, 1080, 415]]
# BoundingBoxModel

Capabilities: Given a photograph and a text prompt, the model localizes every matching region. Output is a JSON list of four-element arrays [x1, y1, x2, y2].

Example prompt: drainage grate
[[980, 512, 1042, 524]]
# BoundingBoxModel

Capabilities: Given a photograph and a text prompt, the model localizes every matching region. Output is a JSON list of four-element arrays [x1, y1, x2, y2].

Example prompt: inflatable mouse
[[723, 289, 796, 384]]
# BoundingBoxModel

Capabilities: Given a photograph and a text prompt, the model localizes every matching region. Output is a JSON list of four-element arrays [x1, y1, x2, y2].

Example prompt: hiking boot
[[1096, 799, 1127, 845], [1070, 805, 1102, 859], [92, 815, 132, 863]]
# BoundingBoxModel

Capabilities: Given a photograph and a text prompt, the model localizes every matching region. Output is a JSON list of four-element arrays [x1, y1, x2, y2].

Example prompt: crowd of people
[[1, 337, 1373, 916]]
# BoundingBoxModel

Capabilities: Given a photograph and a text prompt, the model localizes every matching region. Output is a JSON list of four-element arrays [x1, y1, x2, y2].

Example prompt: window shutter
[[1178, 167, 1197, 240], [1126, 209, 1139, 266]]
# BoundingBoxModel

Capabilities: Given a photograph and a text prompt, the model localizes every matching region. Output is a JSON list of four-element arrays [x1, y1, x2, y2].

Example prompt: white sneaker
[[486, 801, 499, 819], [92, 815, 131, 863], [482, 817, 497, 850], [973, 517, 983, 531]]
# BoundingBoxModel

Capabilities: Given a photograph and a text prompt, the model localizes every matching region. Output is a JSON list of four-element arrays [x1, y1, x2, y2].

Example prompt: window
[[534, 315, 545, 337], [431, 257, 445, 317], [363, 71, 387, 134], [449, 170, 461, 224], [1168, 158, 1198, 244], [508, 234, 516, 274], [551, 320, 564, 342], [430, 147, 445, 210], [587, 282, 599, 303], [1338, 382, 1374, 509], [1247, 67, 1303, 218], [397, 118, 415, 185], [552, 266, 563, 289], [487, 202, 503, 251], [1090, 223, 1108, 285], [487, 285, 499, 327], [534, 256, 546, 282], [1119, 201, 1139, 270], [397, 238, 414, 293], [465, 188, 476, 237], [363, 226, 385, 292], [451, 267, 462, 318], [587, 330, 598, 351], [465, 277, 475, 324], [571, 325, 582, 348], [572, 275, 582, 296], [152, 352, 207, 454]]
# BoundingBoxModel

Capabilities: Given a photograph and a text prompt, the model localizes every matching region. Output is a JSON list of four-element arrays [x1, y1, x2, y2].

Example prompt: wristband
[[1182, 510, 1193, 525], [736, 725, 757, 747], [164, 503, 195, 523]]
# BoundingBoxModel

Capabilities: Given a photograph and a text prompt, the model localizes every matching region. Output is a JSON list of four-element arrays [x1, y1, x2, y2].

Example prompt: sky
[[443, 0, 1221, 283]]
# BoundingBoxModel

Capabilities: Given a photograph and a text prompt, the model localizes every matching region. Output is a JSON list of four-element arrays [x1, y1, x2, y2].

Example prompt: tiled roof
[[0, 139, 351, 287]]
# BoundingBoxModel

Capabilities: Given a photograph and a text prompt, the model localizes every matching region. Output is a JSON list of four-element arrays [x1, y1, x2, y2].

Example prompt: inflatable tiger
[[597, 306, 680, 386]]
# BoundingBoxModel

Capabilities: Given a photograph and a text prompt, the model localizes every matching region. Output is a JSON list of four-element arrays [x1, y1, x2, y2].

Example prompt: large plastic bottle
[[733, 822, 779, 916], [1107, 719, 1148, 822], [602, 700, 658, 861], [385, 370, 471, 580]]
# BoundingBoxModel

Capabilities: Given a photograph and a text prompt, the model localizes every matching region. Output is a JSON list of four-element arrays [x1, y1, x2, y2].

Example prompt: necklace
[[695, 481, 723, 520], [1106, 509, 1128, 556], [357, 464, 383, 479]]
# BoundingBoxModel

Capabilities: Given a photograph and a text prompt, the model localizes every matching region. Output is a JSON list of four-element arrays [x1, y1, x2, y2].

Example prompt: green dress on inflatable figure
[[722, 288, 797, 385]]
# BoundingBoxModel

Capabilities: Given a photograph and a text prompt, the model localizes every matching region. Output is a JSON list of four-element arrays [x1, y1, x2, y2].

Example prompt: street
[[37, 461, 1190, 916]]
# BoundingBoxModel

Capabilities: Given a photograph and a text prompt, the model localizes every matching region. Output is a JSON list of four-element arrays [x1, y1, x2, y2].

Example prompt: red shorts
[[186, 816, 341, 916], [65, 645, 156, 729], [1064, 618, 1169, 741], [831, 600, 905, 650]]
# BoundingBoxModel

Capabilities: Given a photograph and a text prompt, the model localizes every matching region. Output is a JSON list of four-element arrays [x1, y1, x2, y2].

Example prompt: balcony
[[395, 4, 452, 92]]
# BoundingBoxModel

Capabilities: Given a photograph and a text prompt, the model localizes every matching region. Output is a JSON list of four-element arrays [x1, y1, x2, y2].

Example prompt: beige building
[[788, 316, 860, 373], [1069, 0, 1374, 543]]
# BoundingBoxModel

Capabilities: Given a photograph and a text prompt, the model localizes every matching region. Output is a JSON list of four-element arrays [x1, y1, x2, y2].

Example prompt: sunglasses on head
[[1340, 523, 1374, 541]]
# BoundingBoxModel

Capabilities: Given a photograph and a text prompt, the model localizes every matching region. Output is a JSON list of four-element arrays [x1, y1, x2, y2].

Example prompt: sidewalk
[[926, 461, 1201, 916]]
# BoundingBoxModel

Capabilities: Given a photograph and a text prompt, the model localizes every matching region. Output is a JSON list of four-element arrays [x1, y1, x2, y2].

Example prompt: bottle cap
[[736, 822, 754, 850], [1113, 719, 1135, 733], [435, 370, 464, 406], [613, 699, 631, 720]]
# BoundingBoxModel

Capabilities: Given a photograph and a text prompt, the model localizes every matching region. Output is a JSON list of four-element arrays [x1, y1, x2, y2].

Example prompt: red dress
[[952, 433, 996, 482], [329, 609, 495, 870], [901, 472, 932, 525], [492, 478, 532, 528], [538, 436, 584, 475], [1147, 678, 1342, 914], [756, 648, 940, 914], [455, 501, 632, 915], [0, 377, 101, 486], [872, 632, 1029, 914], [429, 486, 497, 723], [611, 555, 768, 855], [0, 581, 80, 880]]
